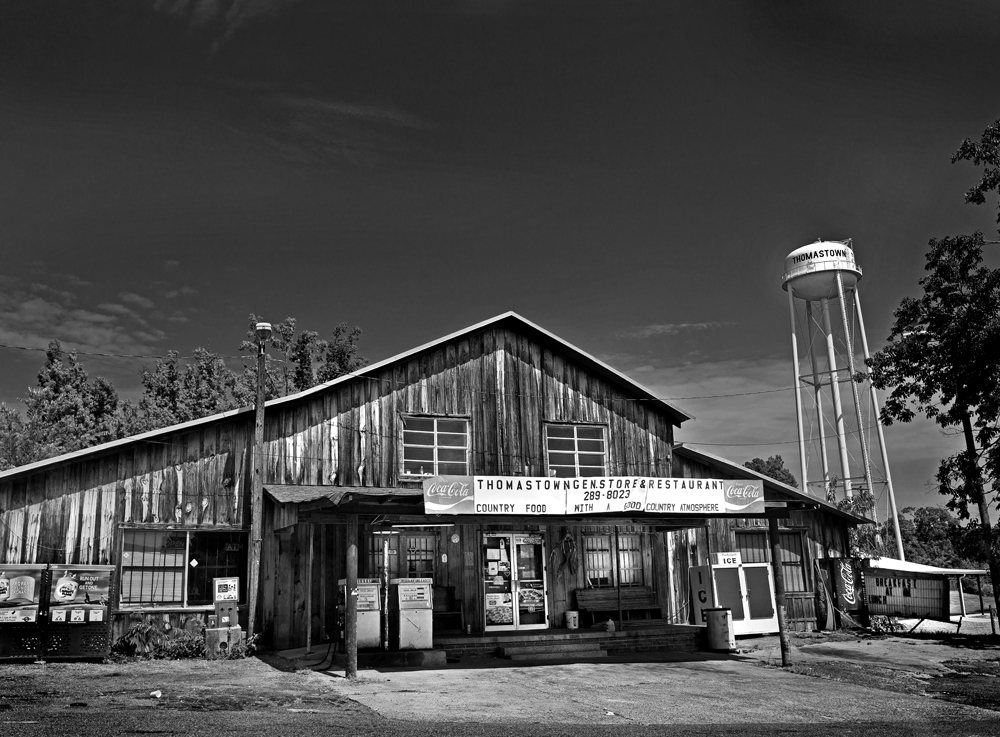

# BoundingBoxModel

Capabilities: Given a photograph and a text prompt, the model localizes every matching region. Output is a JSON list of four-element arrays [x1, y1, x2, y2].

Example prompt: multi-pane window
[[582, 532, 644, 588], [735, 530, 808, 593], [120, 529, 246, 607], [367, 533, 436, 581], [402, 416, 469, 476], [583, 534, 613, 587], [545, 424, 607, 478]]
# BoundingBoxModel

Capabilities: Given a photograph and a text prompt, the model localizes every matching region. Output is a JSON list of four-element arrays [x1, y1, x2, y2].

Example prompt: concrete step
[[499, 642, 605, 656], [506, 649, 608, 661]]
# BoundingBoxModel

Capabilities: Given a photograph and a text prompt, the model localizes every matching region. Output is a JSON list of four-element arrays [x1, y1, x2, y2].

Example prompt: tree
[[0, 403, 33, 471], [953, 118, 1000, 231], [897, 506, 965, 569], [20, 341, 130, 459], [233, 315, 367, 404], [137, 348, 238, 429], [743, 455, 798, 488], [867, 121, 1000, 607]]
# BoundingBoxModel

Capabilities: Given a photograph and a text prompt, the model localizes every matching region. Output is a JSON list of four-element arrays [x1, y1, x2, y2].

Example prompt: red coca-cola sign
[[722, 481, 764, 513], [835, 559, 862, 611], [423, 476, 475, 514]]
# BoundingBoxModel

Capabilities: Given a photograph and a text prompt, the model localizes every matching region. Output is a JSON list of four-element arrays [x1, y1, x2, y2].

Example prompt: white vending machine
[[339, 578, 382, 649], [389, 577, 433, 650]]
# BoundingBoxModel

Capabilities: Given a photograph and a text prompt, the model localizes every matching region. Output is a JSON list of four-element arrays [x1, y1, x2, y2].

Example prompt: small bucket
[[565, 611, 579, 630]]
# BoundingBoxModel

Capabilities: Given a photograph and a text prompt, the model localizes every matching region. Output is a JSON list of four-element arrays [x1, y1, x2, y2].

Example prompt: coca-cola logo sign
[[423, 476, 475, 514], [722, 481, 764, 513], [839, 560, 857, 606]]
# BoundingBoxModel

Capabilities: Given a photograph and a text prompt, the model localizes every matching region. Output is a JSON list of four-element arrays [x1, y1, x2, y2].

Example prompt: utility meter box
[[339, 578, 382, 649], [389, 578, 433, 650]]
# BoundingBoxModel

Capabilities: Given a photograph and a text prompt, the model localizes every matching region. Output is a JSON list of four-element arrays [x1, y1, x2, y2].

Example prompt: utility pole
[[247, 321, 271, 642], [768, 515, 792, 667]]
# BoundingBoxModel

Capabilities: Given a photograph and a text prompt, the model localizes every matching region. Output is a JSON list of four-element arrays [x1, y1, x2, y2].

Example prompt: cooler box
[[389, 577, 433, 650], [339, 578, 382, 649]]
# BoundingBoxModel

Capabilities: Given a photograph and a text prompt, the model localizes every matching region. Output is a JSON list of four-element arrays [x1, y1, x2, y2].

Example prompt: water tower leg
[[855, 289, 905, 560], [820, 297, 853, 498], [806, 301, 832, 491], [788, 287, 808, 491], [836, 272, 876, 520]]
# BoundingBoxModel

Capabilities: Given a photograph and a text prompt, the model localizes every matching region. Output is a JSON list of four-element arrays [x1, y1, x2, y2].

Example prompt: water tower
[[782, 239, 903, 558]]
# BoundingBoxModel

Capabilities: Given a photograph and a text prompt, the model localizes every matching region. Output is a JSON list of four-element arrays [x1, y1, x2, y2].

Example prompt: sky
[[2, 0, 1000, 517]]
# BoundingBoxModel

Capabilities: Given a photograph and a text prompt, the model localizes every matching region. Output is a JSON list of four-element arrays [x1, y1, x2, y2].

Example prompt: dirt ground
[[739, 627, 1000, 712], [0, 654, 367, 715], [1, 629, 998, 719]]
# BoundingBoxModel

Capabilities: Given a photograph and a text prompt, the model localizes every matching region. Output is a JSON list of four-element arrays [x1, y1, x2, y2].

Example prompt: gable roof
[[672, 443, 871, 525], [0, 311, 692, 481]]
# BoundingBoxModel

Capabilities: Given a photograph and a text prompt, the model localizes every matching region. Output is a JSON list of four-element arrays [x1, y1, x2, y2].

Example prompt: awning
[[865, 557, 987, 577], [265, 485, 424, 508]]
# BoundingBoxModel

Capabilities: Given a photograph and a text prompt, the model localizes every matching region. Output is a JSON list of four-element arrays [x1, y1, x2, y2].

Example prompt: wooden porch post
[[346, 514, 359, 679], [768, 516, 791, 667]]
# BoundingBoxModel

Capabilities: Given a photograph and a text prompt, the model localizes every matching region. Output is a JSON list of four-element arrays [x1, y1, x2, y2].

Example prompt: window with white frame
[[120, 529, 247, 607], [402, 416, 470, 476], [544, 424, 607, 477]]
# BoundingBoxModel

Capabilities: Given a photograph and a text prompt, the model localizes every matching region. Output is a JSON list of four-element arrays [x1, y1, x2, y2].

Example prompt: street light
[[247, 322, 271, 642]]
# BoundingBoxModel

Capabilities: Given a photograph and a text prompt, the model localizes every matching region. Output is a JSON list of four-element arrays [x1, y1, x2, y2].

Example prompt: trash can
[[564, 611, 579, 630], [704, 607, 735, 652]]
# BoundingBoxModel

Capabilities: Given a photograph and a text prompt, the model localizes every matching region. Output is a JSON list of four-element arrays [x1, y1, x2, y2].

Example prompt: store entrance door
[[483, 533, 548, 631]]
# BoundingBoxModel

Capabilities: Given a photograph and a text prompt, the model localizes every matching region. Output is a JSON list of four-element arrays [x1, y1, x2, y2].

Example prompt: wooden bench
[[574, 586, 662, 627], [432, 585, 465, 634]]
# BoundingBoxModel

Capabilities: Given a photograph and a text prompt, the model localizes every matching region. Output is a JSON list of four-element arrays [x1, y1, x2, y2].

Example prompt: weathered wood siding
[[0, 422, 253, 568], [258, 327, 675, 487]]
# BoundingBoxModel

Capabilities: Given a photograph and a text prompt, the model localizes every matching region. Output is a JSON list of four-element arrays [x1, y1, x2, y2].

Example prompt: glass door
[[483, 533, 548, 632], [483, 533, 515, 631], [513, 535, 547, 629]]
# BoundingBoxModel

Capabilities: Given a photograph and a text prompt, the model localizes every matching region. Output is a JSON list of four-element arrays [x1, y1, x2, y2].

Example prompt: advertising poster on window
[[424, 476, 765, 516], [48, 566, 113, 625], [0, 565, 45, 624], [485, 592, 514, 625]]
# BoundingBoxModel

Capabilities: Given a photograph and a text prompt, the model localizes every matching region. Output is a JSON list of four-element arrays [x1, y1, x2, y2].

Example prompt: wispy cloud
[[615, 322, 738, 340], [119, 292, 155, 309], [165, 286, 199, 298], [0, 279, 166, 356], [164, 260, 180, 268]]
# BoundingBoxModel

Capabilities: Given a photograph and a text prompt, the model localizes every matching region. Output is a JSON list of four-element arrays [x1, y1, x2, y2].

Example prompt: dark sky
[[2, 0, 1000, 514]]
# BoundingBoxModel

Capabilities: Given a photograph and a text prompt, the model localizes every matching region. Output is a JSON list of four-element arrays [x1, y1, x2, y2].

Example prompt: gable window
[[120, 529, 247, 607], [402, 416, 469, 477], [545, 424, 607, 477]]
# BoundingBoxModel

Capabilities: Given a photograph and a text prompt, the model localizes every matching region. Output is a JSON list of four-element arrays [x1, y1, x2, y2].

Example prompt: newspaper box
[[389, 578, 433, 650]]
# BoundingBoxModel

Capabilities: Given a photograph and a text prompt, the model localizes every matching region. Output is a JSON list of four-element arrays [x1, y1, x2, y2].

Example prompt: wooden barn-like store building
[[0, 313, 865, 656]]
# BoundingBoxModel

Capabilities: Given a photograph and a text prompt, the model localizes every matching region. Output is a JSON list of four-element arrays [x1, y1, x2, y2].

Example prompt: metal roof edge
[[672, 443, 871, 525]]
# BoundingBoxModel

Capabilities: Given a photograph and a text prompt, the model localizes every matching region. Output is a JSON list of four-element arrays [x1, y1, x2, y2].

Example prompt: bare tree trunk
[[961, 412, 1000, 610]]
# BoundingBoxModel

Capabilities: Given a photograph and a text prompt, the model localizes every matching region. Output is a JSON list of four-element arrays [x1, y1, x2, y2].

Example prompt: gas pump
[[338, 578, 382, 649], [389, 578, 433, 650]]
